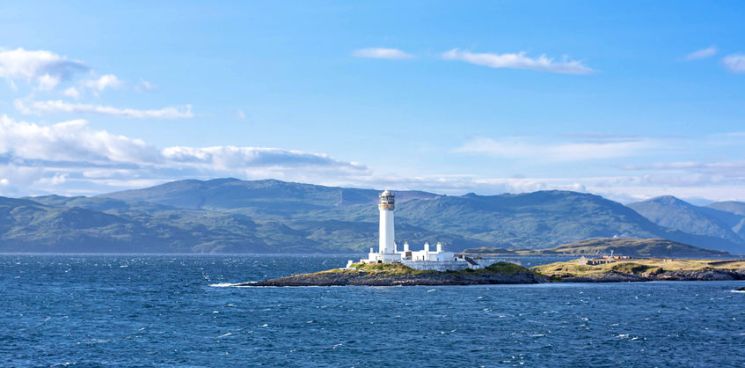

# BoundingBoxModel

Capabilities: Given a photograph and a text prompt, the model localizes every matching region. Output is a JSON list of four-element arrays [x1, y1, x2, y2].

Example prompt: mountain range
[[1, 178, 744, 254]]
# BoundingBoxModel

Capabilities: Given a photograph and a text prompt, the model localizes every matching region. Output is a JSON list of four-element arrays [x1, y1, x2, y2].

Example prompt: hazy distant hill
[[464, 237, 730, 258], [706, 201, 745, 241], [628, 196, 745, 251], [708, 201, 745, 216], [0, 179, 742, 254]]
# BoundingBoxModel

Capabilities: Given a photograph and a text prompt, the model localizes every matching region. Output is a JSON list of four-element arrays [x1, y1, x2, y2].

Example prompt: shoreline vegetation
[[239, 258, 745, 287]]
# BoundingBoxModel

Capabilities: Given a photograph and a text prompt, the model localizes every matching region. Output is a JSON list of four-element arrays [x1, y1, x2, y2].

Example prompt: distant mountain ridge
[[0, 178, 742, 254], [628, 196, 745, 249]]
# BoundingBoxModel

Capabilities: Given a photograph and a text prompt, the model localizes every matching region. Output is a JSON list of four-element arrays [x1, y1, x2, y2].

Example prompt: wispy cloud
[[684, 46, 718, 60], [454, 136, 655, 161], [83, 74, 122, 93], [14, 99, 193, 119], [0, 48, 88, 90], [162, 146, 364, 171], [723, 54, 745, 73], [353, 48, 413, 60], [441, 49, 593, 74], [1, 48, 184, 119]]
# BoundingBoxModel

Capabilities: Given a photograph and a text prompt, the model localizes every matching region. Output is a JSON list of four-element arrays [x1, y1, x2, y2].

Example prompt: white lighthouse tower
[[378, 190, 395, 254], [366, 190, 400, 263]]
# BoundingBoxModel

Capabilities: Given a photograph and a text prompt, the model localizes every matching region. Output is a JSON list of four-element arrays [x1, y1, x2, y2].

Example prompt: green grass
[[483, 262, 533, 275], [344, 262, 431, 275]]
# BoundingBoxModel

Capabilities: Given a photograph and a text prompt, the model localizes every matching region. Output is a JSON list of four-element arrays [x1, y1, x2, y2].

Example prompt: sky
[[1, 1, 745, 202]]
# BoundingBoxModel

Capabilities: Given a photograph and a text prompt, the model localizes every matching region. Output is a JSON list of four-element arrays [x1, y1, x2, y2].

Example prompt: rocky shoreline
[[551, 269, 745, 283]]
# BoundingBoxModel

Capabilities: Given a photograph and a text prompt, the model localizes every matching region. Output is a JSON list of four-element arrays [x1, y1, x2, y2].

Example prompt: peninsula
[[534, 258, 745, 282]]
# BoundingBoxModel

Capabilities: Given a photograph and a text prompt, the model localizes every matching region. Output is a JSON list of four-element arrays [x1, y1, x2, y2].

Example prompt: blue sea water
[[2, 255, 745, 367]]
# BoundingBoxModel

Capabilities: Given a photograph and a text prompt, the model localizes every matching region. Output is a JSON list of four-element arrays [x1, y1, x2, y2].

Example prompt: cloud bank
[[0, 116, 367, 195]]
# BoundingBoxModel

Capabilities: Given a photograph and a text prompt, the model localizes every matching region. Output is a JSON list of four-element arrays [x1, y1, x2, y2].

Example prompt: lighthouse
[[378, 190, 395, 254], [352, 188, 486, 270]]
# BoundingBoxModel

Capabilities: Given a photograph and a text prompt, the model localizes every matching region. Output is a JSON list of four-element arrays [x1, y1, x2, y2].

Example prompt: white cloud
[[454, 137, 655, 161], [63, 87, 80, 99], [83, 74, 122, 93], [723, 54, 745, 73], [0, 48, 88, 90], [37, 74, 61, 91], [15, 99, 194, 119], [684, 46, 718, 60], [353, 48, 413, 60], [237, 109, 246, 120], [441, 49, 593, 74], [0, 116, 158, 164]]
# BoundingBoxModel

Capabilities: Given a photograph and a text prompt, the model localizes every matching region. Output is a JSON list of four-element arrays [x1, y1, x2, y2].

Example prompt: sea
[[2, 254, 745, 367]]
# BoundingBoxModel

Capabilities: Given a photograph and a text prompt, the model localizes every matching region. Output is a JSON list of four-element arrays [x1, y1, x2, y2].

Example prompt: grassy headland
[[533, 258, 745, 282]]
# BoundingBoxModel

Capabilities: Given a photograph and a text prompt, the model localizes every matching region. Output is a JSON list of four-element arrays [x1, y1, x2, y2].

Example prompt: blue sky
[[1, 1, 744, 201]]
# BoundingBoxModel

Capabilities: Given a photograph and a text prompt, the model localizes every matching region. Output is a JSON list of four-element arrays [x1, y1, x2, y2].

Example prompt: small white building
[[350, 190, 485, 271]]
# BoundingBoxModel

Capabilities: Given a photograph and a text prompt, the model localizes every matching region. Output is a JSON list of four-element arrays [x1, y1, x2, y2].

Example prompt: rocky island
[[239, 258, 745, 287], [238, 262, 545, 287]]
